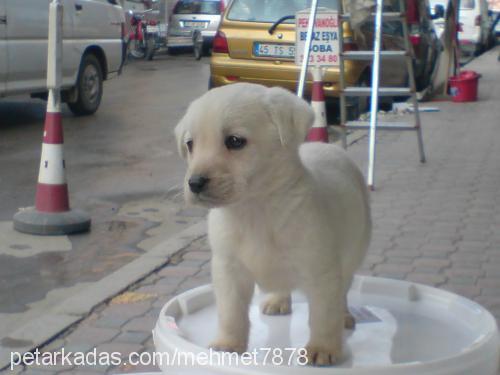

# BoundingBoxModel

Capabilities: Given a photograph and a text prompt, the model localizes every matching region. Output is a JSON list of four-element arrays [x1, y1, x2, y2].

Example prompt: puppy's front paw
[[209, 339, 247, 354], [304, 344, 342, 366], [261, 294, 291, 315]]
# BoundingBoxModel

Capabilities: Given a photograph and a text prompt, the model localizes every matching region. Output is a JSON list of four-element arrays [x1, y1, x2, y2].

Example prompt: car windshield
[[174, 0, 220, 15], [429, 0, 475, 10], [227, 0, 339, 23]]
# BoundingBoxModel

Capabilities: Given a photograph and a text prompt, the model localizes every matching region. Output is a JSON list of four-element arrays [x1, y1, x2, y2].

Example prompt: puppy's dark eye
[[186, 140, 193, 153], [225, 135, 247, 150]]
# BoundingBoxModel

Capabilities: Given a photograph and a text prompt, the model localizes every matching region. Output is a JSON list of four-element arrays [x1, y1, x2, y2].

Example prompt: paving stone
[[413, 266, 449, 275], [133, 283, 176, 297], [152, 296, 173, 309], [406, 273, 447, 286], [475, 296, 500, 310], [20, 369, 63, 374], [60, 342, 95, 354], [101, 302, 152, 318], [92, 315, 130, 329], [477, 278, 500, 289], [373, 264, 412, 279], [384, 249, 421, 259], [383, 256, 414, 266], [121, 316, 157, 333], [480, 287, 500, 297], [65, 327, 119, 346], [446, 275, 477, 285], [72, 363, 113, 373], [413, 258, 451, 270], [95, 342, 144, 358], [109, 358, 160, 374], [446, 267, 484, 279], [157, 265, 200, 278], [176, 278, 208, 293], [176, 259, 209, 268], [22, 361, 75, 373], [39, 338, 66, 353], [482, 264, 500, 277], [363, 254, 385, 265], [9, 365, 25, 374], [183, 251, 211, 261], [441, 284, 482, 299]]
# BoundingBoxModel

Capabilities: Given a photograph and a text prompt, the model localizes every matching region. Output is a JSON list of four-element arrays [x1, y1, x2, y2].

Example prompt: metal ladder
[[338, 0, 426, 189]]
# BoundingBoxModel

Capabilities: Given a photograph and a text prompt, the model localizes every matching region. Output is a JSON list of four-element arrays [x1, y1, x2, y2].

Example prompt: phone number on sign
[[299, 54, 338, 64]]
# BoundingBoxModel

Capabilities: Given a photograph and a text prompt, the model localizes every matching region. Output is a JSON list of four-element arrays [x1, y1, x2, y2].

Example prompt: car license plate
[[182, 20, 208, 28], [254, 43, 295, 59], [146, 25, 159, 33]]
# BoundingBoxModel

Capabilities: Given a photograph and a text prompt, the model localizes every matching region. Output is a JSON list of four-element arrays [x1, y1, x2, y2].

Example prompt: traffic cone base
[[13, 208, 90, 236]]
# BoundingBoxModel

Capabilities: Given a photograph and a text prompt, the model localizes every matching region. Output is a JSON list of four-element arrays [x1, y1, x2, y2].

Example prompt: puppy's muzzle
[[188, 175, 210, 194]]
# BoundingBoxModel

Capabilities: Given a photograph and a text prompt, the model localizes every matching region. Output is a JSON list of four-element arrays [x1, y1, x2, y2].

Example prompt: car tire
[[145, 35, 156, 61], [67, 54, 103, 116]]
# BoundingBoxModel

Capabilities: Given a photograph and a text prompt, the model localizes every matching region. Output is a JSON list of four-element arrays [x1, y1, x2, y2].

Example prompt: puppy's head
[[175, 83, 314, 208]]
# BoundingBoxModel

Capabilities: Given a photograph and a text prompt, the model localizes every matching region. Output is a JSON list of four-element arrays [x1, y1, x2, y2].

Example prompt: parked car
[[430, 0, 494, 55], [210, 0, 440, 117], [0, 0, 125, 116], [166, 0, 228, 57]]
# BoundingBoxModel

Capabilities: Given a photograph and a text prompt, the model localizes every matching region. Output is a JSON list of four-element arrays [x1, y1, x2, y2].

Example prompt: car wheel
[[193, 31, 204, 60], [145, 35, 156, 61], [67, 54, 103, 116]]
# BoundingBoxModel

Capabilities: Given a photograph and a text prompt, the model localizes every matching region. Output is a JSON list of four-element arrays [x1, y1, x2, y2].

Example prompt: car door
[[0, 0, 6, 94], [5, 0, 74, 94]]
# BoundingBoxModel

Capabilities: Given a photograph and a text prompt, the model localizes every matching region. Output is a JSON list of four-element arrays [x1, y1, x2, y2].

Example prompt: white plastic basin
[[153, 276, 499, 374]]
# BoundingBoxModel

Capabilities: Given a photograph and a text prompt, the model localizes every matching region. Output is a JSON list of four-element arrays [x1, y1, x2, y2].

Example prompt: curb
[[0, 220, 207, 371]]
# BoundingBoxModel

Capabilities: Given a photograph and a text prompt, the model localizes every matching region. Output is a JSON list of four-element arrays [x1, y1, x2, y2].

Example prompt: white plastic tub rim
[[153, 276, 500, 375]]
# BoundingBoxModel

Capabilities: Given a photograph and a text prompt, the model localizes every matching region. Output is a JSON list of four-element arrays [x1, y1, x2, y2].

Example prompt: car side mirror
[[432, 4, 445, 19]]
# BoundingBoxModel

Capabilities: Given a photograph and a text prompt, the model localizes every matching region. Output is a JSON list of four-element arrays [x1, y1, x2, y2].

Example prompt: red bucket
[[448, 70, 480, 103]]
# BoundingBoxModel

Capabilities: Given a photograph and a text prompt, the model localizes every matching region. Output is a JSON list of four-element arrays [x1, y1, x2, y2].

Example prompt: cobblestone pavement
[[8, 48, 500, 374]]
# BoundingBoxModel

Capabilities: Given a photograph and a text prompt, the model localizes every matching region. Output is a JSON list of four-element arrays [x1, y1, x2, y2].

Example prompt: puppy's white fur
[[175, 83, 371, 365]]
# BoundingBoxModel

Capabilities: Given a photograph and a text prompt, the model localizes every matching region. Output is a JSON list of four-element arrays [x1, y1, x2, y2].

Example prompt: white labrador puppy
[[175, 83, 371, 366]]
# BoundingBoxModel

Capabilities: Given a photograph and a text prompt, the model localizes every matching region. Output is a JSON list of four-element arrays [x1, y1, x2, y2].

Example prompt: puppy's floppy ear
[[262, 86, 314, 148], [174, 113, 189, 159]]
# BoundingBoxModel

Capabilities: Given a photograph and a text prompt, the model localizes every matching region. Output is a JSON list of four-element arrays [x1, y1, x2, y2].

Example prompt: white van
[[0, 0, 125, 116]]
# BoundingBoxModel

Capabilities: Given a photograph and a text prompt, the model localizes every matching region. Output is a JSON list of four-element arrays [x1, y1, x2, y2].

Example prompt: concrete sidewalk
[[6, 46, 500, 374]]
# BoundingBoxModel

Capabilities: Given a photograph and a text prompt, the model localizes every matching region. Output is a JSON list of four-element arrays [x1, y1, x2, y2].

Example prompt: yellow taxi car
[[209, 0, 439, 116]]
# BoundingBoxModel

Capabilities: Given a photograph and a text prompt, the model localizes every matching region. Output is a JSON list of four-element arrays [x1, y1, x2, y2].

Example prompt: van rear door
[[0, 0, 7, 93]]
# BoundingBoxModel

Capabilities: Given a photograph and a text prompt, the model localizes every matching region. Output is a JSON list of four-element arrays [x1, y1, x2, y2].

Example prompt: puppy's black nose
[[188, 175, 210, 194]]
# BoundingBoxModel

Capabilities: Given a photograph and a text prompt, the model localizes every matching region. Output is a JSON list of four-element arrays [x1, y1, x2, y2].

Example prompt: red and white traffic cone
[[306, 67, 329, 143], [13, 0, 90, 235], [35, 92, 70, 213]]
